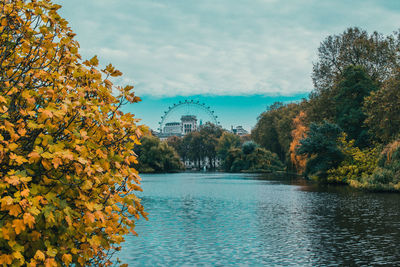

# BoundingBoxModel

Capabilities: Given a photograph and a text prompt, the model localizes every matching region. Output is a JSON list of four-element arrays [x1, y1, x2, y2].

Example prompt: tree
[[307, 27, 398, 123], [289, 111, 308, 174], [252, 102, 303, 164], [216, 131, 241, 171], [333, 65, 378, 147], [199, 123, 223, 169], [312, 27, 398, 93], [136, 136, 183, 173], [297, 122, 344, 180], [0, 1, 146, 266], [363, 75, 400, 143]]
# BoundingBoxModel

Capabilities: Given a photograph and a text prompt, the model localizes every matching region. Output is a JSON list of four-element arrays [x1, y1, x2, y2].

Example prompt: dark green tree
[[297, 121, 344, 180], [333, 65, 378, 147]]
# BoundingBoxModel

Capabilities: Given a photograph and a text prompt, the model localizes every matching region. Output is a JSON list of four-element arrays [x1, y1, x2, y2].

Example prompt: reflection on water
[[117, 173, 400, 266]]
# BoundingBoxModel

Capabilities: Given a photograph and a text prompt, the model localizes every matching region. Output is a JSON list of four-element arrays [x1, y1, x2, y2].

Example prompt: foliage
[[198, 123, 223, 169], [252, 102, 303, 165], [225, 146, 284, 173], [0, 1, 146, 266], [327, 134, 379, 184], [312, 27, 398, 94], [289, 111, 308, 174], [297, 121, 344, 180], [307, 28, 399, 123], [216, 132, 241, 171], [242, 141, 257, 155], [363, 76, 400, 143], [333, 66, 378, 147], [353, 140, 400, 191], [136, 136, 184, 173]]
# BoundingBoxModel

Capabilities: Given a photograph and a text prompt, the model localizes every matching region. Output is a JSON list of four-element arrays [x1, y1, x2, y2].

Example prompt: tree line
[[252, 27, 400, 191], [135, 123, 284, 173]]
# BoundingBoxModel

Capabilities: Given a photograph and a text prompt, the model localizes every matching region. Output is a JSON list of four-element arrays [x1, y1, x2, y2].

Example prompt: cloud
[[56, 0, 400, 97]]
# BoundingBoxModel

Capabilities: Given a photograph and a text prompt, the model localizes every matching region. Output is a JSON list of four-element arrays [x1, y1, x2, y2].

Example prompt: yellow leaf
[[9, 143, 18, 151], [34, 250, 45, 261], [46, 247, 57, 257], [89, 55, 99, 66]]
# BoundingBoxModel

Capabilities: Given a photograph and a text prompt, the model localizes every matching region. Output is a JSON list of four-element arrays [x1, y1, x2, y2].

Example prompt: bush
[[327, 134, 379, 184]]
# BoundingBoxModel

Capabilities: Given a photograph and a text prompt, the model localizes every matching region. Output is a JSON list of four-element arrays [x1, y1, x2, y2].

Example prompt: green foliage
[[136, 136, 184, 173], [225, 146, 284, 173], [312, 27, 398, 94], [327, 134, 379, 184], [363, 76, 400, 143], [252, 102, 303, 165], [334, 66, 378, 147], [297, 121, 344, 180], [242, 141, 257, 155], [216, 132, 241, 171], [355, 140, 400, 190], [307, 27, 399, 124]]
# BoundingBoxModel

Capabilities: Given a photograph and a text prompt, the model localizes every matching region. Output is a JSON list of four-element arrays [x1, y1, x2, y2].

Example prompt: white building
[[231, 125, 248, 136], [181, 115, 197, 134], [163, 122, 181, 135]]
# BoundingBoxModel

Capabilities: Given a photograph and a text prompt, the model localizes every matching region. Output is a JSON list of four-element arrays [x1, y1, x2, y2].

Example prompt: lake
[[117, 172, 400, 266]]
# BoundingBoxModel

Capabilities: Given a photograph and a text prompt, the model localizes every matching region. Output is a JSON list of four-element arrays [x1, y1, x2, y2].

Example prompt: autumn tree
[[0, 1, 146, 266], [289, 111, 308, 174]]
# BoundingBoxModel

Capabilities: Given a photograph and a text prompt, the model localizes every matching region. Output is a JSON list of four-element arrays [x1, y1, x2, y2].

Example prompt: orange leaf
[[13, 219, 26, 234]]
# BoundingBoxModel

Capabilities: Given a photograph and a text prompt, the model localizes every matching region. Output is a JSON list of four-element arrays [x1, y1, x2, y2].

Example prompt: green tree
[[136, 136, 183, 173], [199, 123, 223, 169], [252, 102, 303, 165], [312, 27, 397, 93], [216, 132, 241, 171], [333, 65, 379, 147], [363, 75, 400, 143], [307, 27, 398, 123], [297, 121, 344, 180]]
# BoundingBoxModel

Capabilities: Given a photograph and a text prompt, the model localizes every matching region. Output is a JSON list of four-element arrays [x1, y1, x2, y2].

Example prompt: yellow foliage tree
[[0, 1, 146, 266], [289, 111, 308, 174]]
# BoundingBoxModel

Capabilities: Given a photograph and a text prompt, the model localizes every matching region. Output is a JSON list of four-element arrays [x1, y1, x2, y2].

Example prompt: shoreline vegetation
[[138, 27, 400, 193]]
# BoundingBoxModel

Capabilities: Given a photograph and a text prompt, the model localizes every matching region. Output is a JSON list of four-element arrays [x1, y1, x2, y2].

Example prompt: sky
[[55, 0, 400, 131]]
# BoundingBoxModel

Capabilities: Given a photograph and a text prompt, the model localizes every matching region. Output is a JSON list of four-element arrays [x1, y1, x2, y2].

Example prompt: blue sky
[[55, 0, 400, 131]]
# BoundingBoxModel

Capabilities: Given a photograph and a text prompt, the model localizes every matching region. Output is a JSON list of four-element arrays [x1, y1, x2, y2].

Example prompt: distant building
[[156, 115, 198, 140], [231, 125, 248, 136], [181, 115, 197, 134], [163, 122, 181, 135]]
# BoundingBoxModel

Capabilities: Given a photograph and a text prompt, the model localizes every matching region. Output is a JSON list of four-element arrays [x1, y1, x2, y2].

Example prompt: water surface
[[117, 172, 400, 266]]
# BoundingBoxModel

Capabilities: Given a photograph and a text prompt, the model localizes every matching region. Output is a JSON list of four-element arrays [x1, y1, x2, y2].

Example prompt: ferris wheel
[[158, 99, 220, 132]]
